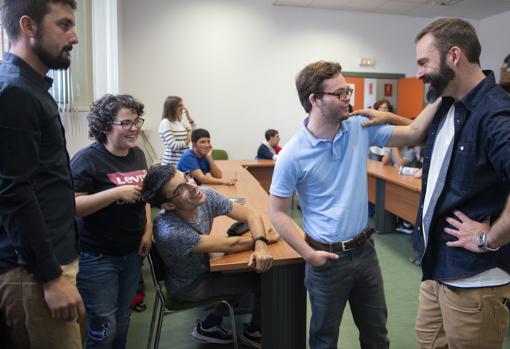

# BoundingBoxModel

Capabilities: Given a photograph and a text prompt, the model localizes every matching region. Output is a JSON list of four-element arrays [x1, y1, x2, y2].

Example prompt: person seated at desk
[[142, 165, 280, 348], [382, 146, 419, 168], [256, 129, 281, 160], [177, 128, 237, 185]]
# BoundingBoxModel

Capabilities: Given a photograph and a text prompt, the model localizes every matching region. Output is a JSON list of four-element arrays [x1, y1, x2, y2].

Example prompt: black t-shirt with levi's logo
[[71, 142, 148, 255]]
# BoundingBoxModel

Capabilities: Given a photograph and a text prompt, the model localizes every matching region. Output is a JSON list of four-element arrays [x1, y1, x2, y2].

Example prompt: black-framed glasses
[[111, 118, 145, 129], [313, 87, 353, 100], [167, 171, 196, 201]]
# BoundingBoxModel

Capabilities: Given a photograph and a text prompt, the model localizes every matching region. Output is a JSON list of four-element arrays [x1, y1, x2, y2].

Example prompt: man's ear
[[19, 15, 38, 39], [449, 46, 462, 68], [161, 201, 176, 211], [309, 93, 319, 108]]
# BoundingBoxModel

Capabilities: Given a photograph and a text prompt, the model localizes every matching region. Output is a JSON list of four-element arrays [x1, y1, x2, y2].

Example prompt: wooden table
[[367, 160, 422, 233], [208, 160, 305, 349], [216, 159, 275, 194]]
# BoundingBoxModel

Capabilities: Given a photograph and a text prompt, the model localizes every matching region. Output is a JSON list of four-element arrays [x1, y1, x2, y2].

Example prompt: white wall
[[479, 10, 510, 82], [118, 0, 496, 160]]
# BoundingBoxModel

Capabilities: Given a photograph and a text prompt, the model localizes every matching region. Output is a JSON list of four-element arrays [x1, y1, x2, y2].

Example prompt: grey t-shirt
[[153, 186, 233, 295]]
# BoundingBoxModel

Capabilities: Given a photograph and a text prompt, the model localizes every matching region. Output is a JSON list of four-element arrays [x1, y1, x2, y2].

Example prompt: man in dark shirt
[[0, 1, 84, 348], [256, 129, 281, 160], [353, 17, 510, 349]]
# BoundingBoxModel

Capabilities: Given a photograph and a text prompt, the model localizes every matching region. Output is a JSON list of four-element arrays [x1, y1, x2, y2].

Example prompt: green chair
[[146, 247, 239, 349], [211, 149, 229, 160]]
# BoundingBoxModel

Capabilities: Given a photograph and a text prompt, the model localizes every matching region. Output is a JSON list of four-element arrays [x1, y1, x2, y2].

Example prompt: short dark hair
[[142, 165, 177, 208], [1, 0, 77, 41], [191, 128, 210, 143], [373, 99, 394, 112], [265, 129, 278, 141], [416, 17, 481, 65], [162, 96, 182, 122], [87, 94, 145, 143], [295, 61, 343, 113]]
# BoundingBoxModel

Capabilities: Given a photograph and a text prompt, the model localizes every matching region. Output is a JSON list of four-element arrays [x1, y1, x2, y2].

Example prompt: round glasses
[[111, 117, 145, 129], [313, 87, 353, 100]]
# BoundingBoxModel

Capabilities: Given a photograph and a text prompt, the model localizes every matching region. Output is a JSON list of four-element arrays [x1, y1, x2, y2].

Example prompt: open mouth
[[191, 188, 202, 199]]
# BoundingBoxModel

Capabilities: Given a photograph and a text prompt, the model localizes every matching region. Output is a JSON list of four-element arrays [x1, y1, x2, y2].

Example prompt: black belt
[[305, 227, 375, 252]]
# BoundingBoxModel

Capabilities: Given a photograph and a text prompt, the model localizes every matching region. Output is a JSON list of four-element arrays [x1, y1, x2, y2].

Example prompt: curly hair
[[373, 99, 394, 112], [87, 94, 145, 143]]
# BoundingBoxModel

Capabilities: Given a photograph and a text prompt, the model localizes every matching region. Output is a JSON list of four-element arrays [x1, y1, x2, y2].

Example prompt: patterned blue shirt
[[153, 186, 232, 294]]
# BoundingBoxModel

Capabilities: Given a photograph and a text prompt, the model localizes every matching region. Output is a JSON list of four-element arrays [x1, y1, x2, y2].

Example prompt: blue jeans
[[78, 251, 141, 349], [304, 239, 389, 349]]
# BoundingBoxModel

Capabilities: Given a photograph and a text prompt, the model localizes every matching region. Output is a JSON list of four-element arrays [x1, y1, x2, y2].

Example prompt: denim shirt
[[414, 71, 510, 282]]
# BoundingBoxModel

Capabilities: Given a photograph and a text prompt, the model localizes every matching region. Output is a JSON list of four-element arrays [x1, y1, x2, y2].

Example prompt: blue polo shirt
[[177, 149, 211, 174], [270, 115, 393, 243]]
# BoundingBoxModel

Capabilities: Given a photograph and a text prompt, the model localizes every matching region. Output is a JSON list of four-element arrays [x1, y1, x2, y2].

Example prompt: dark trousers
[[305, 239, 389, 349]]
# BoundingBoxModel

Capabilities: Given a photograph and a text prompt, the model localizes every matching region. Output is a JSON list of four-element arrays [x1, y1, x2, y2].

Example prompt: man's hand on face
[[349, 108, 390, 127]]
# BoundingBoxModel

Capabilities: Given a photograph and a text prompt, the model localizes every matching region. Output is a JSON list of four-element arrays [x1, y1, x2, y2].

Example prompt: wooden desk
[[367, 160, 422, 233], [218, 159, 275, 194], [208, 160, 305, 349]]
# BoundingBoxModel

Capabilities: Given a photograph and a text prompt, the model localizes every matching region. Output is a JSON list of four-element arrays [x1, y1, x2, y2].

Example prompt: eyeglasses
[[167, 171, 196, 201], [111, 118, 145, 129], [313, 87, 353, 100]]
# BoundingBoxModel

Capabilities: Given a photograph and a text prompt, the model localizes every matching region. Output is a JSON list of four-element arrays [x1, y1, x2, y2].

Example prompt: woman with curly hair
[[159, 96, 197, 165], [70, 94, 152, 348]]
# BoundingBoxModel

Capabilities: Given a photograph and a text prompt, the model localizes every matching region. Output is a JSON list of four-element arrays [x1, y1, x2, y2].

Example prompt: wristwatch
[[253, 236, 269, 247], [475, 232, 500, 252]]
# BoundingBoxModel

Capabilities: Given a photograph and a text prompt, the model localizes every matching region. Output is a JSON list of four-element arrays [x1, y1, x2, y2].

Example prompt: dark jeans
[[173, 271, 261, 328], [78, 251, 141, 349], [304, 239, 389, 349]]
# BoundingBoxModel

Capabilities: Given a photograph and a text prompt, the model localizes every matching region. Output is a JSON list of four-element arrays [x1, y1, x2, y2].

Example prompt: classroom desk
[[219, 159, 275, 194], [367, 160, 422, 233], [208, 160, 306, 349]]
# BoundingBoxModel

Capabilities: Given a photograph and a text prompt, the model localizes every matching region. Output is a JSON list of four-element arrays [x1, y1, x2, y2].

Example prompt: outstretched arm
[[354, 98, 441, 147]]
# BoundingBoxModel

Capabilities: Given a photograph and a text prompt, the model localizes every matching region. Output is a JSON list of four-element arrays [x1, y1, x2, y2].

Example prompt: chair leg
[[154, 300, 166, 349], [146, 295, 160, 349], [221, 300, 238, 349]]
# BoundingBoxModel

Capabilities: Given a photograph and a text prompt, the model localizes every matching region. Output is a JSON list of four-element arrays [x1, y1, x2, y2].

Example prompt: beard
[[32, 28, 73, 70], [422, 56, 455, 103]]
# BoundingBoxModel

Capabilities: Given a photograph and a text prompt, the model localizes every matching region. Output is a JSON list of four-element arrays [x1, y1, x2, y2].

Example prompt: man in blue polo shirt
[[177, 128, 237, 186], [269, 60, 439, 349]]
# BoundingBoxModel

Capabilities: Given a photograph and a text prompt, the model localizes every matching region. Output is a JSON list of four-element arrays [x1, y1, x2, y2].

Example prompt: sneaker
[[239, 324, 262, 348], [396, 222, 414, 234], [191, 319, 233, 344]]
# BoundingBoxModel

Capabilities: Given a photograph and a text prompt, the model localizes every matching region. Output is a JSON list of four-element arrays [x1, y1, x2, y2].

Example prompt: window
[[1, 21, 8, 57]]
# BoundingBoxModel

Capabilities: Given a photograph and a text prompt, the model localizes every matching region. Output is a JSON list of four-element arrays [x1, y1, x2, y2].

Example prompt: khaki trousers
[[0, 260, 82, 349], [416, 279, 510, 349]]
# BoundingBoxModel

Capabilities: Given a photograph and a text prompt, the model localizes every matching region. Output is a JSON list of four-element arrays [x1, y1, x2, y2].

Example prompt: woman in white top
[[159, 96, 197, 165]]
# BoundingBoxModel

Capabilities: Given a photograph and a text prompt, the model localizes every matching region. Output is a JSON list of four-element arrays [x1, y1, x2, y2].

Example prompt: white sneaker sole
[[191, 327, 233, 344]]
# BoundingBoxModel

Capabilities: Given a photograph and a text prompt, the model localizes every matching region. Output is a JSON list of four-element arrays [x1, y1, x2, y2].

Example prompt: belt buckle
[[341, 240, 353, 252]]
